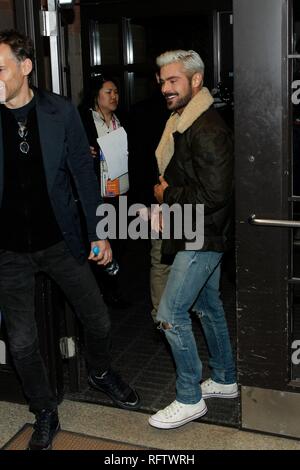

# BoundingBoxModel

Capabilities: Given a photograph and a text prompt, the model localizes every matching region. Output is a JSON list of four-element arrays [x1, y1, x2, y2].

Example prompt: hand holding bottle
[[90, 245, 119, 276], [88, 240, 112, 265]]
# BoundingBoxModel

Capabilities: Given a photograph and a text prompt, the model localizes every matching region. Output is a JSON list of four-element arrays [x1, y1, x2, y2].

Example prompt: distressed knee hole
[[193, 309, 205, 318]]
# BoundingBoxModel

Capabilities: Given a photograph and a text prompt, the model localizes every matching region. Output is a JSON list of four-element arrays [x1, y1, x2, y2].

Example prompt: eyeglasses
[[17, 120, 29, 155]]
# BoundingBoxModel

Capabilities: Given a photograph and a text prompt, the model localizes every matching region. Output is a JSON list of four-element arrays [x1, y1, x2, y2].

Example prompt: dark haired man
[[0, 30, 140, 450]]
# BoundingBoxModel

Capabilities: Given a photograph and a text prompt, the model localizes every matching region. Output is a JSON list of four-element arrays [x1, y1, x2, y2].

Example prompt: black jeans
[[0, 241, 111, 412]]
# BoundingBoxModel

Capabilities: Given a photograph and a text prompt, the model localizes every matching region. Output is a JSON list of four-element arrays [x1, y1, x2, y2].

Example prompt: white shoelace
[[160, 400, 183, 418]]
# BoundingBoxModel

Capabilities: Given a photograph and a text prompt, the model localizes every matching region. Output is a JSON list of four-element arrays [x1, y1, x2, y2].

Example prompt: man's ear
[[191, 72, 203, 88], [21, 58, 33, 78]]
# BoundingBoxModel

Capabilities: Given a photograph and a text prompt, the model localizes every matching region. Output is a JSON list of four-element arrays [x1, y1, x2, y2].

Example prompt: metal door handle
[[249, 214, 300, 228]]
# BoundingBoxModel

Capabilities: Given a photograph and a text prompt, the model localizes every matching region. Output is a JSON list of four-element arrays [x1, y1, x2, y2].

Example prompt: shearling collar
[[156, 87, 214, 176]]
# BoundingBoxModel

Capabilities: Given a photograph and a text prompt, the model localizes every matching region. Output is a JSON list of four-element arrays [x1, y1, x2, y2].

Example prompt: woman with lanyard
[[80, 77, 130, 308]]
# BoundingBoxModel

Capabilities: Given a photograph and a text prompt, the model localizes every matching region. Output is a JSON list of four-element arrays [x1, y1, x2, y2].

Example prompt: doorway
[[66, 0, 238, 429]]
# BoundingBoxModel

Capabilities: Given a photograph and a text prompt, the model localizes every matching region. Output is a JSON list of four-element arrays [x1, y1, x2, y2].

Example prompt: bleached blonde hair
[[156, 49, 205, 77]]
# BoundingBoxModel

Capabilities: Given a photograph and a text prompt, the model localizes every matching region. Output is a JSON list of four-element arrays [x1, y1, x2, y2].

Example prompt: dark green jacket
[[162, 106, 234, 255]]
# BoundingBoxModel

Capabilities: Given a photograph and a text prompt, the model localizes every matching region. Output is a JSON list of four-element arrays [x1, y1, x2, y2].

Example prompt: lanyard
[[111, 114, 117, 130]]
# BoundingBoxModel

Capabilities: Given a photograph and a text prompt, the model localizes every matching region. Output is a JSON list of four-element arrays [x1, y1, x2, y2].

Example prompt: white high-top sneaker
[[201, 378, 238, 399], [148, 399, 207, 429]]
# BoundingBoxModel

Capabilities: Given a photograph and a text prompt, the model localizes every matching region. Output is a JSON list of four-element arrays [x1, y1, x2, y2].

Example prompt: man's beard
[[165, 89, 193, 112]]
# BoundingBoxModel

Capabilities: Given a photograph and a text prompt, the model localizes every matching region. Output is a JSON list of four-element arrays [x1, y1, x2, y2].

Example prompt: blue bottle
[[92, 246, 119, 276]]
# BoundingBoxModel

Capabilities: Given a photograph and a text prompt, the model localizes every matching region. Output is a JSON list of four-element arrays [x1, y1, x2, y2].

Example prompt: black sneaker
[[88, 369, 140, 410], [28, 409, 60, 450]]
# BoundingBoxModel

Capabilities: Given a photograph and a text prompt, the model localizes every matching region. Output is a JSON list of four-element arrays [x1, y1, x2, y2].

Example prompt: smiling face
[[0, 43, 32, 108], [96, 81, 119, 114], [158, 62, 203, 114]]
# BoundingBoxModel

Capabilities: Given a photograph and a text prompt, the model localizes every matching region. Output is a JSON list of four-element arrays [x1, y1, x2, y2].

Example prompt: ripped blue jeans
[[157, 251, 236, 404]]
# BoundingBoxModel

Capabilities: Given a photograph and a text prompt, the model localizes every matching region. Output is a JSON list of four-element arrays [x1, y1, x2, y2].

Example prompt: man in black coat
[[0, 30, 139, 450], [148, 50, 237, 430]]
